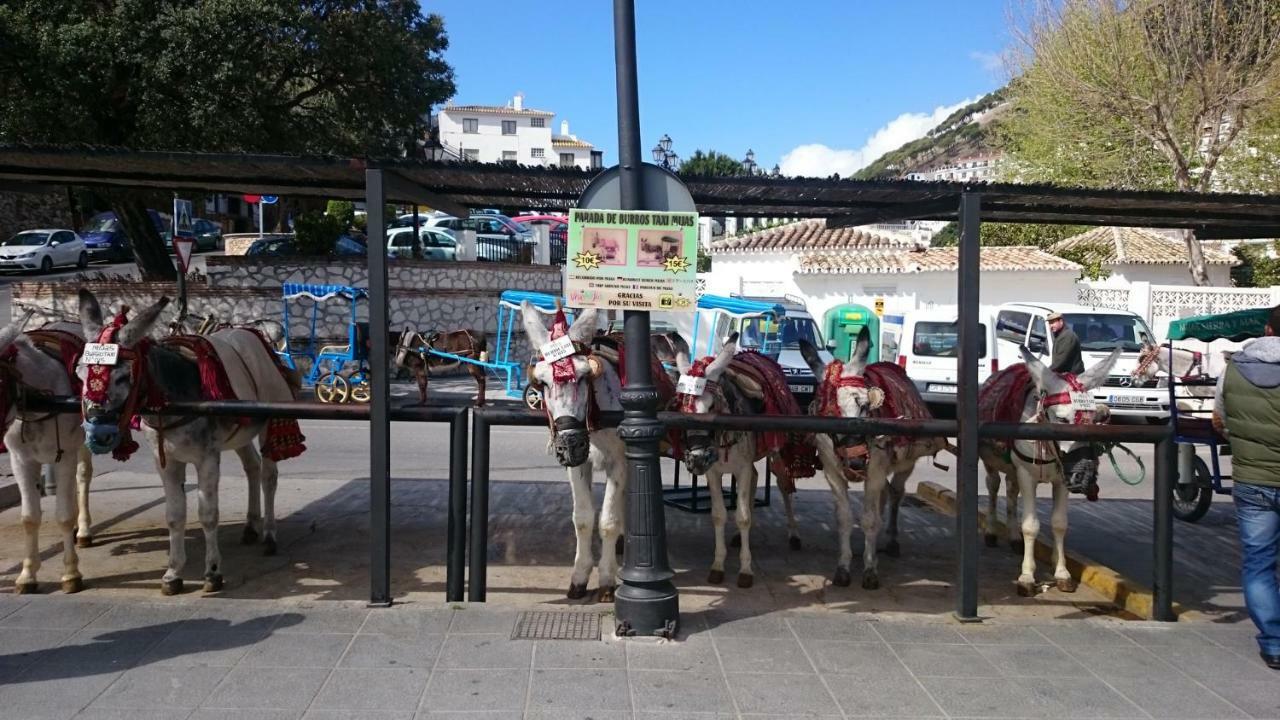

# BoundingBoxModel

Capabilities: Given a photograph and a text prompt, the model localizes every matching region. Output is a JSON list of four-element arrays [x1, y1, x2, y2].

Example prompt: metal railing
[[475, 236, 535, 264]]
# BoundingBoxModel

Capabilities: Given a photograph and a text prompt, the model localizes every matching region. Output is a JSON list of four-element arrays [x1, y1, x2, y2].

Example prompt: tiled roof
[[441, 104, 555, 118], [551, 135, 594, 149], [796, 246, 1081, 274], [711, 219, 913, 253], [1050, 226, 1237, 265]]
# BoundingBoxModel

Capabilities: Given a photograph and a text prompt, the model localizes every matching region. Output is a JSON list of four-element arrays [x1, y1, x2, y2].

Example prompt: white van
[[993, 302, 1167, 420], [889, 308, 998, 405]]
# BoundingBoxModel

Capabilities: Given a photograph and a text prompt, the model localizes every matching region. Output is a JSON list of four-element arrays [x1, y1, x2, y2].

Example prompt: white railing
[[1076, 286, 1131, 311]]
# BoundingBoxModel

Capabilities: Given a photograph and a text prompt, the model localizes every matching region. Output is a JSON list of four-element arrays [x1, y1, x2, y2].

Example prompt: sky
[[423, 0, 1013, 176]]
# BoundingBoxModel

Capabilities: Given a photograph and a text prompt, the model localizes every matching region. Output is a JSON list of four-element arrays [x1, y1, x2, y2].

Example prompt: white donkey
[[799, 331, 948, 590], [78, 290, 305, 595], [521, 301, 625, 601], [978, 347, 1118, 596], [0, 314, 95, 593]]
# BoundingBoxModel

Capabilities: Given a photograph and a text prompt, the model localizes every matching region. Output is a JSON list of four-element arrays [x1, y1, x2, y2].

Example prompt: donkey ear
[[79, 288, 104, 340], [798, 339, 827, 379], [118, 296, 171, 347], [666, 332, 691, 374], [0, 311, 30, 356], [521, 301, 551, 349], [706, 334, 737, 379], [1019, 345, 1055, 392], [1078, 347, 1121, 391], [852, 327, 871, 365], [568, 308, 599, 344]]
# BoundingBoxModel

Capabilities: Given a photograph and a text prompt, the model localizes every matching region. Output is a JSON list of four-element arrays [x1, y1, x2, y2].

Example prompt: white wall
[[552, 145, 594, 170], [438, 111, 553, 165], [1096, 263, 1233, 288]]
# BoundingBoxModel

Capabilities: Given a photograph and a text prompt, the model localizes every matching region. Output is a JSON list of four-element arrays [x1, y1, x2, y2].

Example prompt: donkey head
[[77, 289, 170, 454], [0, 310, 33, 358], [522, 300, 602, 468], [670, 332, 737, 475], [800, 328, 884, 476], [1132, 341, 1163, 383], [1021, 346, 1119, 425]]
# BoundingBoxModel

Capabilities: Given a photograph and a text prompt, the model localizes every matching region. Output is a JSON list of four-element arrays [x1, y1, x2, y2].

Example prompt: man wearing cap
[[1213, 304, 1280, 671], [1048, 311, 1084, 375]]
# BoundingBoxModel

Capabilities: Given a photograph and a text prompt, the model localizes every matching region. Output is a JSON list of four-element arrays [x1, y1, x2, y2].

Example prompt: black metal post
[[365, 169, 392, 607], [446, 407, 468, 602], [467, 412, 491, 602], [612, 0, 679, 638], [1152, 434, 1176, 621], [955, 191, 981, 622]]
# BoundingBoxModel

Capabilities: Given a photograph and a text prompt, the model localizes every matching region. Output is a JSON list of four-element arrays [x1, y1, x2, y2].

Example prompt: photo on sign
[[579, 228, 626, 267], [636, 229, 683, 269]]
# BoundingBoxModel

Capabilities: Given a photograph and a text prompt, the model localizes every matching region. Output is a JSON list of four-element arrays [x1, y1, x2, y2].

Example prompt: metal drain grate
[[511, 611, 602, 641]]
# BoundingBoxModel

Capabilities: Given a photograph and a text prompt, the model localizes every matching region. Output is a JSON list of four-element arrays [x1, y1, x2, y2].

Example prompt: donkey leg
[[159, 460, 189, 595], [984, 463, 1002, 548], [235, 444, 263, 545], [1005, 468, 1022, 551], [75, 445, 94, 548], [883, 468, 910, 558], [566, 464, 596, 599], [596, 470, 626, 602], [1050, 482, 1075, 592], [260, 455, 280, 556], [472, 366, 486, 408], [824, 470, 854, 587], [734, 462, 758, 588], [416, 367, 429, 406], [195, 453, 224, 593], [14, 454, 43, 593], [54, 457, 83, 593], [1015, 471, 1040, 596], [780, 485, 801, 551], [860, 467, 887, 590]]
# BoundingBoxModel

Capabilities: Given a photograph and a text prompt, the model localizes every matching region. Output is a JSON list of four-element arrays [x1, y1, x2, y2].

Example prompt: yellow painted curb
[[914, 480, 1198, 621]]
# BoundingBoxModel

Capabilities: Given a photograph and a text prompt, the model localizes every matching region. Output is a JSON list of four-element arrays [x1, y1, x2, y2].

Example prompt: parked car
[[387, 227, 457, 261], [427, 213, 535, 262], [0, 229, 88, 273], [512, 214, 568, 242], [245, 234, 365, 257], [192, 218, 223, 251], [889, 308, 999, 405], [80, 209, 168, 263]]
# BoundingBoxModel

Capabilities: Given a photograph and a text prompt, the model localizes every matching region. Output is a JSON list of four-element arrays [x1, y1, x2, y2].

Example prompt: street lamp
[[741, 148, 758, 176], [652, 134, 679, 170]]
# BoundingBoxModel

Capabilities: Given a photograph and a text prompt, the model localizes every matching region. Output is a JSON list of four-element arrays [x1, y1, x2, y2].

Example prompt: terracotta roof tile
[[1050, 226, 1237, 265], [441, 104, 555, 118], [551, 135, 594, 149], [796, 246, 1081, 274], [710, 219, 914, 253]]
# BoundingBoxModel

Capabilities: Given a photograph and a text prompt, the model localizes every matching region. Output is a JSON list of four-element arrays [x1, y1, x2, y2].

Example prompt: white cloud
[[969, 50, 1004, 73], [779, 97, 978, 178]]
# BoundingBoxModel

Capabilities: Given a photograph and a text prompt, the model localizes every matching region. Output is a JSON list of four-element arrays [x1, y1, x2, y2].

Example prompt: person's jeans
[[1234, 482, 1280, 656]]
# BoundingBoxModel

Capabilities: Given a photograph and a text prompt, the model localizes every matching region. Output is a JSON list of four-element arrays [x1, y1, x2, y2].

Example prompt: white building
[[1050, 226, 1237, 287], [706, 219, 1081, 322], [433, 94, 603, 170], [906, 154, 1000, 183]]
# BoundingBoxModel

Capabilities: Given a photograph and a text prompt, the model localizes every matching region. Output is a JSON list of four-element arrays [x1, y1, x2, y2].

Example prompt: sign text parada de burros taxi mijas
[[565, 208, 699, 312]]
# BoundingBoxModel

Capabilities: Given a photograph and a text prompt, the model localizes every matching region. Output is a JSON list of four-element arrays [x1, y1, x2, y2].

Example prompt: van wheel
[[77, 252, 89, 270]]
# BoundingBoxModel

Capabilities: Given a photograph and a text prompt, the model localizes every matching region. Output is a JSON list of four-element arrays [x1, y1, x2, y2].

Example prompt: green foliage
[[930, 222, 1089, 248], [854, 90, 1005, 180], [1053, 243, 1112, 281], [1232, 242, 1280, 287], [678, 150, 745, 177], [293, 211, 343, 256], [696, 246, 712, 273], [325, 200, 356, 231]]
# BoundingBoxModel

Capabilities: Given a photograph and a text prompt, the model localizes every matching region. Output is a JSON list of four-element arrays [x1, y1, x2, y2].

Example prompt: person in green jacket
[[1048, 311, 1085, 375], [1213, 304, 1280, 671]]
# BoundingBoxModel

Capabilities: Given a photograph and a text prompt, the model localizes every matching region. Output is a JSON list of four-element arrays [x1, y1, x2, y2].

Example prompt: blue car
[[79, 210, 168, 263]]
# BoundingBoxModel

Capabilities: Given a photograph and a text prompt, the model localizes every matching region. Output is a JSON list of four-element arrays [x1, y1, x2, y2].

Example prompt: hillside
[[853, 89, 1008, 180]]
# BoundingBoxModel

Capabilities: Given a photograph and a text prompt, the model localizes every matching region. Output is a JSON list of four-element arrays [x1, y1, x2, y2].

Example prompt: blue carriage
[[277, 283, 371, 404]]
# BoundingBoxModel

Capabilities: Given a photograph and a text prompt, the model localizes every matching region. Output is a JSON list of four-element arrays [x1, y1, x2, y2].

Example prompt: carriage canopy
[[1166, 307, 1271, 343]]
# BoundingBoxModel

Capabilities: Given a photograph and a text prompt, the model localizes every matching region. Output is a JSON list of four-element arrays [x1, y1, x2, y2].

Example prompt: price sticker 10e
[[82, 343, 121, 366], [677, 375, 707, 396], [540, 336, 576, 363]]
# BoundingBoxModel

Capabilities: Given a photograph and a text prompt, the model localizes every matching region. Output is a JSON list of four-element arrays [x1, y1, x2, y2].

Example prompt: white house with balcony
[[433, 94, 603, 170]]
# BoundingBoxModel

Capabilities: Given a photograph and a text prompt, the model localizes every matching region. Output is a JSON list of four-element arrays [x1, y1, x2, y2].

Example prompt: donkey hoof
[[789, 536, 802, 551], [597, 585, 616, 603], [1010, 539, 1025, 555], [15, 581, 39, 595], [861, 570, 880, 591], [615, 537, 624, 556], [707, 569, 725, 585], [161, 578, 184, 596], [263, 537, 278, 556], [1055, 577, 1078, 593], [984, 534, 999, 548], [567, 582, 588, 600], [731, 534, 742, 548], [61, 577, 85, 594], [832, 567, 852, 587], [75, 534, 93, 549], [884, 540, 901, 558], [1016, 580, 1037, 597], [737, 573, 754, 589], [203, 574, 224, 593], [241, 526, 260, 545]]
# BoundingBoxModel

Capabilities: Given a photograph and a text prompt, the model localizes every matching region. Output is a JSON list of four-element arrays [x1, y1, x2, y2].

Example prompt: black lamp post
[[741, 148, 758, 176], [652, 134, 679, 170]]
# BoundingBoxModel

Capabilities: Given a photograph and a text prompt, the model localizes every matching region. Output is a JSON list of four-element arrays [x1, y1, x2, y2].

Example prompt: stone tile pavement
[[0, 594, 1276, 720]]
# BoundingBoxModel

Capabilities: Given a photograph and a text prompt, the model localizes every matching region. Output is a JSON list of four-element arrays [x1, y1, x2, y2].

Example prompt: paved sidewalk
[[0, 595, 1276, 720]]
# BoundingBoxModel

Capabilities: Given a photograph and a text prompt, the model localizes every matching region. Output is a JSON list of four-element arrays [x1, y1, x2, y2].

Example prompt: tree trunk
[[64, 186, 83, 231], [108, 193, 176, 281], [1182, 228, 1211, 286]]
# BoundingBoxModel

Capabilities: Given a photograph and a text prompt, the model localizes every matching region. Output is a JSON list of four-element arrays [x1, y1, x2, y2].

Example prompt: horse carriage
[[1161, 307, 1270, 522], [276, 283, 371, 405]]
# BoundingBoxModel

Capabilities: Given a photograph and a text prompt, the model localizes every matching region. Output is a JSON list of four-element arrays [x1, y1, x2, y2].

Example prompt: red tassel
[[112, 435, 139, 463]]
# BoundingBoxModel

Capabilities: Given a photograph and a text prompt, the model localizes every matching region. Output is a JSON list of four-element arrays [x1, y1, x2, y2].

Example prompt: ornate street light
[[652, 135, 679, 170], [741, 148, 758, 176], [658, 133, 673, 154]]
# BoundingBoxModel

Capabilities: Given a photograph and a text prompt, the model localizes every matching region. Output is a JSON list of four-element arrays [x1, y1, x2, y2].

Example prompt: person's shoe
[[1261, 652, 1280, 670]]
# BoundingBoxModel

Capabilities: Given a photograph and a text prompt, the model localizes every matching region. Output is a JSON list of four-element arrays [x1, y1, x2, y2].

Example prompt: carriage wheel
[[523, 384, 543, 411], [348, 371, 371, 403], [315, 372, 349, 404], [1172, 454, 1213, 523]]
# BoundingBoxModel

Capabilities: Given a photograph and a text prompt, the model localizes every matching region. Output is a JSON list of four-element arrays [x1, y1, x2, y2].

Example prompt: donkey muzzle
[[82, 419, 121, 455], [834, 437, 870, 473], [552, 416, 590, 467], [682, 432, 718, 476]]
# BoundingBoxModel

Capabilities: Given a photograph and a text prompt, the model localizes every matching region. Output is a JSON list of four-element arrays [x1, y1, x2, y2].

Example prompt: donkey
[[799, 331, 947, 590], [664, 332, 805, 588], [77, 290, 306, 595], [978, 347, 1119, 596], [393, 326, 487, 406], [521, 300, 626, 601], [0, 314, 96, 593]]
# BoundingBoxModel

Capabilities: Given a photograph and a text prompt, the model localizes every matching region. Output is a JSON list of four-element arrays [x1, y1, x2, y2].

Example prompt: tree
[[1232, 242, 1280, 287], [1002, 0, 1280, 285], [931, 221, 1089, 248], [678, 150, 745, 177], [0, 0, 455, 279]]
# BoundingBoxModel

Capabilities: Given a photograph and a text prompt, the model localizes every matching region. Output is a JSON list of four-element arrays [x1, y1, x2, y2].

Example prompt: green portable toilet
[[823, 303, 881, 362]]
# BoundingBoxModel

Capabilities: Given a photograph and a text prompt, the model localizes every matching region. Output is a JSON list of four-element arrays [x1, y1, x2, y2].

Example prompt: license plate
[[1109, 395, 1156, 405], [928, 384, 957, 394], [789, 384, 813, 394]]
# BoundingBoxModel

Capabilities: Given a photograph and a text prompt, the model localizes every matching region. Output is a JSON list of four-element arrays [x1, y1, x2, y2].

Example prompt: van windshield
[[82, 215, 118, 233], [1063, 313, 1153, 352], [737, 316, 823, 350], [912, 321, 987, 358]]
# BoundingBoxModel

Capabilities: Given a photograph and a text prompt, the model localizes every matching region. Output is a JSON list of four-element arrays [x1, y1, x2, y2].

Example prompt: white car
[[0, 228, 88, 273]]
